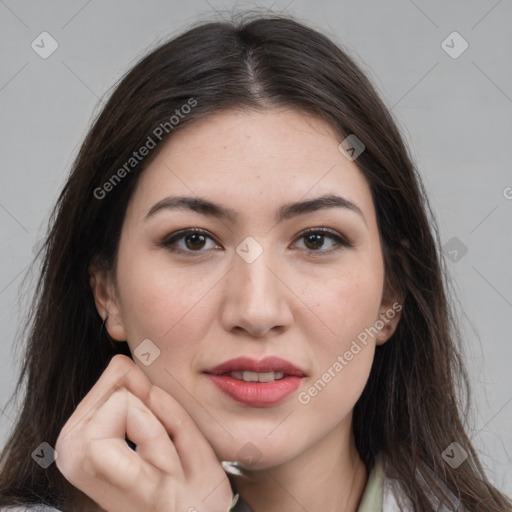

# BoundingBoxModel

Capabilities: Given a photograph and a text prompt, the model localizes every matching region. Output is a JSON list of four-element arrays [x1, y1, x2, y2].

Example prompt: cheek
[[116, 259, 214, 396], [295, 344, 374, 445], [116, 247, 218, 348], [296, 261, 383, 407], [297, 273, 380, 420], [301, 262, 384, 348]]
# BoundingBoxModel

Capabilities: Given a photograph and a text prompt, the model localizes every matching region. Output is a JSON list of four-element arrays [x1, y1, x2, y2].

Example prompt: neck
[[227, 420, 368, 512]]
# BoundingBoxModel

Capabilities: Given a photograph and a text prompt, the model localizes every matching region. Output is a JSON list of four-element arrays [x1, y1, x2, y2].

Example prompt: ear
[[89, 260, 127, 341], [375, 282, 404, 346]]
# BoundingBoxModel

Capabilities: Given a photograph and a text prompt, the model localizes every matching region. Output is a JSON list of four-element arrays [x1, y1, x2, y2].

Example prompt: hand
[[55, 354, 235, 512]]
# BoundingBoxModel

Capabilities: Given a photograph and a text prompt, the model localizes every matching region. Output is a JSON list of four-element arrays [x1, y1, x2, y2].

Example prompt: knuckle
[[150, 386, 184, 428], [149, 384, 166, 407], [151, 385, 178, 412], [108, 355, 153, 401], [54, 438, 79, 479], [55, 427, 76, 458], [108, 354, 136, 377]]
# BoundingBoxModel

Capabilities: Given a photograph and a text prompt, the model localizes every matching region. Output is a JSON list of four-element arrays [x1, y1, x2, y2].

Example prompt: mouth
[[204, 356, 306, 407], [205, 355, 306, 377], [219, 370, 287, 382]]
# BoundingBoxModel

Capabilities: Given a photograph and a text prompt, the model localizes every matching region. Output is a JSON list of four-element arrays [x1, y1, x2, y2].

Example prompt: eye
[[159, 227, 352, 256], [292, 228, 352, 256], [160, 228, 220, 255]]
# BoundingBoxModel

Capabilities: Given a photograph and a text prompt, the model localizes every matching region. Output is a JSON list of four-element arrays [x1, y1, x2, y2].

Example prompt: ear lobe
[[88, 262, 127, 341], [375, 244, 408, 345], [375, 295, 404, 346]]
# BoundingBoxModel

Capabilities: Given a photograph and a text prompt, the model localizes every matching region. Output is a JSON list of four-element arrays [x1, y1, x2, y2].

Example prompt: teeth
[[243, 371, 259, 382], [228, 370, 285, 382], [257, 371, 278, 383]]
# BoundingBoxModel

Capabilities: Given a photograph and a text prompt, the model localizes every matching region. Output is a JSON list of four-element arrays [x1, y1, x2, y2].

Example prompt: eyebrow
[[144, 193, 366, 226]]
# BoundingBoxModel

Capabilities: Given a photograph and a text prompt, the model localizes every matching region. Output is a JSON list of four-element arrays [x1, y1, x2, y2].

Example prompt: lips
[[205, 356, 306, 377], [204, 356, 306, 407]]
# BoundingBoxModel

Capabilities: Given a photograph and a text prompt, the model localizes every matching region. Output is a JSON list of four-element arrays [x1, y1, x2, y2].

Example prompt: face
[[90, 108, 401, 469]]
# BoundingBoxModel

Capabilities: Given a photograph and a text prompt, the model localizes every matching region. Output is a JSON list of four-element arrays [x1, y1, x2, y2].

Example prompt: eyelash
[[160, 227, 352, 257]]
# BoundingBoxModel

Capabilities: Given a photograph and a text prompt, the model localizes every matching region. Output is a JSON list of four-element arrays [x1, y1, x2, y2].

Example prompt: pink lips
[[204, 356, 306, 407]]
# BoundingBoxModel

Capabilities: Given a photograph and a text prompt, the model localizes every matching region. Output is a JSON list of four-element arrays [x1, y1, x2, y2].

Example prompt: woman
[[0, 12, 510, 512]]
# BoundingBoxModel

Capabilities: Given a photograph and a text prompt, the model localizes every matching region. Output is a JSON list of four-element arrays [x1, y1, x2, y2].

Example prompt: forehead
[[128, 108, 377, 228]]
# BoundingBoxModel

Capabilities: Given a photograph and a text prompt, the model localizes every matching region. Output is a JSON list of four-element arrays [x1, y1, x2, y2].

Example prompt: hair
[[0, 10, 510, 512]]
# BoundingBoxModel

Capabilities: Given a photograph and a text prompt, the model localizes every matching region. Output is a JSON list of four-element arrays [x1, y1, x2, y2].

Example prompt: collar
[[355, 453, 384, 511]]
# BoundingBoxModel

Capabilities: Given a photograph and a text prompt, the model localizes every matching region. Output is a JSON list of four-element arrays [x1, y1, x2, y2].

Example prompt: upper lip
[[205, 356, 306, 377]]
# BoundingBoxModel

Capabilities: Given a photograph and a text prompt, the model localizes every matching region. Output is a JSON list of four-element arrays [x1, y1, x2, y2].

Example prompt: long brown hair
[[1, 11, 510, 512]]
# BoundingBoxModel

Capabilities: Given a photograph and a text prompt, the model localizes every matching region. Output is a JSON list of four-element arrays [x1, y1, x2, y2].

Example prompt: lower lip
[[205, 374, 303, 407]]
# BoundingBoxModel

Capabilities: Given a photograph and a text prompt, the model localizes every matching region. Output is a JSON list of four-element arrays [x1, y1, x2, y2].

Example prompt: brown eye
[[161, 229, 220, 255], [184, 233, 207, 250], [293, 228, 351, 256], [161, 227, 351, 257], [303, 232, 325, 250]]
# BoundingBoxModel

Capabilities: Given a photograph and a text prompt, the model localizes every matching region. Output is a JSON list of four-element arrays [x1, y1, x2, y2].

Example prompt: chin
[[213, 436, 300, 472]]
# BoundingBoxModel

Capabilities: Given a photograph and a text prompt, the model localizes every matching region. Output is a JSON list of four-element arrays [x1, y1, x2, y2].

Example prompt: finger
[[126, 393, 181, 474], [59, 388, 163, 512], [80, 436, 162, 512], [57, 355, 216, 484], [82, 356, 202, 475], [147, 384, 222, 479], [88, 387, 182, 476], [74, 354, 216, 478], [58, 355, 150, 442]]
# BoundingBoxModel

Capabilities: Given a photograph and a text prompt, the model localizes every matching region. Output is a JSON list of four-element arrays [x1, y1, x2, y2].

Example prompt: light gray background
[[1, 0, 511, 496]]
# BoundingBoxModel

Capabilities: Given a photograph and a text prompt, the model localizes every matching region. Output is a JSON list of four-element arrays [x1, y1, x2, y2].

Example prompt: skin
[[80, 108, 401, 512]]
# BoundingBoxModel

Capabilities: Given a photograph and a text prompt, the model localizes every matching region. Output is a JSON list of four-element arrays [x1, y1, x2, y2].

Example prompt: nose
[[219, 243, 294, 338]]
